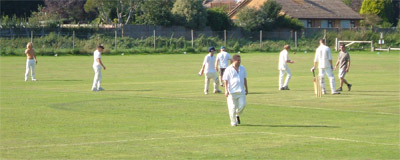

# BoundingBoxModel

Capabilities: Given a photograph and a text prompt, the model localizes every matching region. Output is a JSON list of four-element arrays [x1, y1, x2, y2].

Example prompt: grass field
[[1, 51, 399, 159]]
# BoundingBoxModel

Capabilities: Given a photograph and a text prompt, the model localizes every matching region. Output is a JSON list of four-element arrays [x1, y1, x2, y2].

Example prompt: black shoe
[[279, 87, 285, 90], [347, 84, 352, 91], [284, 86, 290, 90], [337, 87, 342, 91], [236, 116, 240, 124]]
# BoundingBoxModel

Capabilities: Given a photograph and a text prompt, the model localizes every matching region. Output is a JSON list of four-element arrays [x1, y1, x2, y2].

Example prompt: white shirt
[[93, 50, 101, 66], [216, 51, 231, 68], [203, 54, 216, 73], [314, 44, 332, 69], [223, 64, 247, 94], [278, 49, 289, 70]]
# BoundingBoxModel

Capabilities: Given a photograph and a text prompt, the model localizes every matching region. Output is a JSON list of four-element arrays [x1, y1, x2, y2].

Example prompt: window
[[328, 20, 333, 28], [307, 20, 312, 28], [350, 20, 355, 28]]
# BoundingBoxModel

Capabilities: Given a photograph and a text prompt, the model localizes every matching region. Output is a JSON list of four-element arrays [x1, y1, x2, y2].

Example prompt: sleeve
[[284, 51, 289, 62], [314, 49, 319, 62], [243, 67, 247, 78], [202, 56, 208, 65], [227, 53, 231, 60], [327, 48, 332, 60], [347, 53, 350, 61]]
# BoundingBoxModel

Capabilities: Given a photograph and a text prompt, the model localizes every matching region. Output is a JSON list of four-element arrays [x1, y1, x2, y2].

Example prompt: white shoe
[[25, 79, 28, 82], [331, 92, 340, 95], [91, 88, 98, 92], [32, 79, 37, 81], [231, 123, 237, 127], [213, 90, 221, 93], [204, 91, 208, 95], [98, 87, 105, 91]]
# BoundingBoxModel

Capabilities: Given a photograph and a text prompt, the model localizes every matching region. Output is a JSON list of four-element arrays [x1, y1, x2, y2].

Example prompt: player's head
[[97, 44, 104, 52], [209, 46, 216, 54], [340, 44, 346, 51], [319, 39, 325, 45], [220, 46, 226, 52], [26, 42, 33, 49], [284, 45, 290, 50], [232, 54, 241, 66]]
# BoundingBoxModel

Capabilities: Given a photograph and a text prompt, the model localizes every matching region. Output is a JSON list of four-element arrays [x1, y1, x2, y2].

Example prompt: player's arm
[[97, 58, 106, 70], [346, 60, 351, 72], [329, 60, 333, 69], [224, 80, 229, 97], [215, 58, 219, 71], [200, 64, 205, 76], [32, 49, 38, 64], [334, 58, 340, 70], [244, 78, 248, 95]]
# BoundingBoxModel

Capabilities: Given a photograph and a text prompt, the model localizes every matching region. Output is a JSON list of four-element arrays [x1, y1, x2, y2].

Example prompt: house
[[205, 0, 364, 28]]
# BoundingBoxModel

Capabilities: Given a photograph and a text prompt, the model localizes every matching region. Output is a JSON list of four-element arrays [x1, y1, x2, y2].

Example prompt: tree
[[172, 0, 207, 29], [206, 7, 233, 31], [44, 0, 95, 23], [235, 0, 282, 31], [360, 0, 395, 26], [136, 0, 174, 26], [0, 0, 44, 17], [84, 0, 139, 24]]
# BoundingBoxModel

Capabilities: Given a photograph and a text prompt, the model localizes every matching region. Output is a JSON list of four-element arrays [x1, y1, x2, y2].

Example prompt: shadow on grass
[[240, 124, 340, 128], [40, 80, 83, 81], [106, 89, 153, 92], [248, 92, 273, 95]]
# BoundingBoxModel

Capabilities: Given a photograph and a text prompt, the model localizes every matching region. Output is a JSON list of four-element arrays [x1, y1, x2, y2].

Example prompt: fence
[[1, 25, 399, 55]]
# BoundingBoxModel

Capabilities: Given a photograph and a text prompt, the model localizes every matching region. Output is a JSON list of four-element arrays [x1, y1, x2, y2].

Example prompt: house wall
[[300, 19, 360, 28]]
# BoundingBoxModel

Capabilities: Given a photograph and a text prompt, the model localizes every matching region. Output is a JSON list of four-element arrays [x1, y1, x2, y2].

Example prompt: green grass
[[1, 51, 399, 159]]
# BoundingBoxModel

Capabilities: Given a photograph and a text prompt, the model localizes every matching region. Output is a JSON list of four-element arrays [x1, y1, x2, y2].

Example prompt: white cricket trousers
[[92, 65, 102, 89], [279, 67, 291, 88], [318, 68, 337, 93], [227, 92, 246, 126], [25, 59, 36, 81], [204, 72, 219, 92]]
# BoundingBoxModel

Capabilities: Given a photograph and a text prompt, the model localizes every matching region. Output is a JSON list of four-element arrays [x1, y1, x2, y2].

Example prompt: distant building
[[204, 0, 364, 28]]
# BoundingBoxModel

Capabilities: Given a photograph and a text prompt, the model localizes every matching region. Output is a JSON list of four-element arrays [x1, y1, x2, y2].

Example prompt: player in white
[[278, 45, 294, 90], [199, 46, 221, 95], [92, 45, 106, 92], [311, 40, 340, 95], [223, 54, 248, 126], [24, 42, 37, 81], [215, 46, 231, 86]]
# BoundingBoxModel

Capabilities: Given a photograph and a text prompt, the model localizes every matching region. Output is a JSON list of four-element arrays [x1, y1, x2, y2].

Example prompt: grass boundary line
[[1, 131, 398, 150]]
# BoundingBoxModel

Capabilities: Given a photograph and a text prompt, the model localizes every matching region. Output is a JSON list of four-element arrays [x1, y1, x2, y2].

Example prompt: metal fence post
[[115, 30, 117, 50], [153, 30, 156, 49], [259, 30, 262, 48], [72, 31, 75, 49], [31, 31, 33, 43], [191, 29, 194, 48], [323, 29, 326, 43], [295, 31, 297, 49], [224, 30, 227, 46]]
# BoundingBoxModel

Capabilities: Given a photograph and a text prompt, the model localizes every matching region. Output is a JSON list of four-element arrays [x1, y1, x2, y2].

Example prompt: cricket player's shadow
[[40, 79, 83, 81], [248, 92, 272, 95], [106, 89, 153, 92], [240, 124, 339, 128]]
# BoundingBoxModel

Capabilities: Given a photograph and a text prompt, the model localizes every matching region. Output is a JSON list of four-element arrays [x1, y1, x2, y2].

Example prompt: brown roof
[[229, 0, 363, 20]]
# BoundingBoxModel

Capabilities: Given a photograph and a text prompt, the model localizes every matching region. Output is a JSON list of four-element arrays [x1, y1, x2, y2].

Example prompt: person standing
[[278, 45, 295, 90], [92, 45, 106, 92], [25, 42, 37, 82], [223, 54, 248, 126], [334, 44, 352, 91], [215, 46, 231, 86], [311, 40, 340, 95], [199, 46, 220, 95]]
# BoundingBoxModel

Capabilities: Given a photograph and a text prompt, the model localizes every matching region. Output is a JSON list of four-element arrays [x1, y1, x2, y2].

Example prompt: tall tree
[[0, 0, 44, 17], [84, 0, 139, 24], [44, 0, 94, 23], [206, 7, 233, 31], [171, 0, 207, 29], [360, 0, 395, 25], [235, 0, 282, 31], [135, 0, 174, 26]]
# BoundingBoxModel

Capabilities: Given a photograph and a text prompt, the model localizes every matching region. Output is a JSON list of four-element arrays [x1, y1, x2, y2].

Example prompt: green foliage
[[235, 0, 283, 31], [136, 0, 174, 26], [276, 16, 303, 31], [360, 14, 382, 27], [1, 15, 28, 28], [341, 0, 352, 6], [206, 8, 233, 31], [171, 0, 207, 29], [360, 0, 395, 26], [28, 6, 61, 27]]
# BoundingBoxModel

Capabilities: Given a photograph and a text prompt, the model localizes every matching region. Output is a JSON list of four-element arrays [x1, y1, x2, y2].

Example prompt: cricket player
[[223, 54, 248, 126], [25, 42, 37, 81], [334, 44, 352, 91], [199, 46, 221, 94], [311, 40, 340, 95], [92, 45, 106, 92], [215, 46, 231, 86], [278, 45, 295, 90]]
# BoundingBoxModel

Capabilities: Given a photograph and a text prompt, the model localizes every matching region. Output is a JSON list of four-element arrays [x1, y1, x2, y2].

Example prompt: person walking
[[215, 46, 231, 86], [92, 45, 106, 92], [24, 42, 37, 82], [334, 44, 352, 91], [278, 45, 295, 90], [199, 46, 221, 95]]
